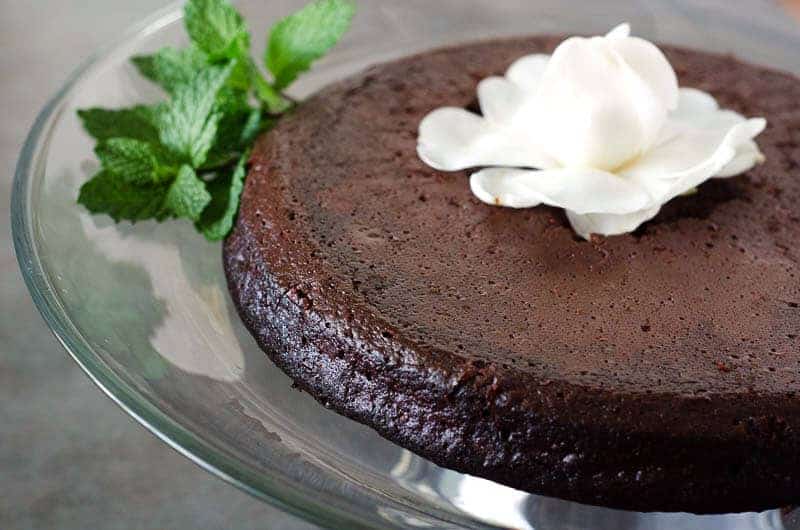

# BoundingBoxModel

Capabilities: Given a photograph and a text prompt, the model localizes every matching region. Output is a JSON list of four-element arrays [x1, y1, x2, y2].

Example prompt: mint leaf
[[163, 165, 211, 221], [227, 56, 254, 91], [197, 151, 248, 240], [158, 62, 234, 166], [184, 0, 249, 59], [239, 108, 264, 146], [203, 113, 249, 168], [202, 109, 268, 170], [265, 0, 355, 90], [77, 0, 358, 240], [95, 138, 166, 185], [80, 166, 210, 223], [78, 171, 169, 222], [251, 65, 293, 113], [132, 46, 209, 94], [134, 45, 252, 93], [215, 84, 252, 116], [200, 86, 255, 166], [78, 106, 160, 143]]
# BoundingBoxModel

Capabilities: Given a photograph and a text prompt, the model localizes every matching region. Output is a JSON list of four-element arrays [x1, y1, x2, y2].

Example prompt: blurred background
[[1, 1, 798, 529], [785, 0, 800, 17]]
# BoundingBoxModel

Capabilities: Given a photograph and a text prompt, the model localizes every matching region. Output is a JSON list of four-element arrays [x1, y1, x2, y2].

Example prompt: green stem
[[247, 58, 293, 114]]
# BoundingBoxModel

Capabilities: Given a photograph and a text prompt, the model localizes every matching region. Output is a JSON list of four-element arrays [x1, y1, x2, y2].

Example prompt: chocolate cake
[[223, 36, 800, 514]]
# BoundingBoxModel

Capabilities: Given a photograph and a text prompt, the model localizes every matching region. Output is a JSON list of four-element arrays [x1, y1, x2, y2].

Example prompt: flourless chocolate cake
[[223, 36, 800, 513]]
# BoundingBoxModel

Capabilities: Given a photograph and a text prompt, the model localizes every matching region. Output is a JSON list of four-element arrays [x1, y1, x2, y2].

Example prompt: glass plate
[[12, 1, 800, 528]]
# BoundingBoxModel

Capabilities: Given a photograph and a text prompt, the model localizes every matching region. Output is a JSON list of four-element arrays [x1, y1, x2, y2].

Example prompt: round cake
[[223, 36, 800, 514]]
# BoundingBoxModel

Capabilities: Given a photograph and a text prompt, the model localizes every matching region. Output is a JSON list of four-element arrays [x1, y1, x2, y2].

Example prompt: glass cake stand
[[12, 1, 800, 528]]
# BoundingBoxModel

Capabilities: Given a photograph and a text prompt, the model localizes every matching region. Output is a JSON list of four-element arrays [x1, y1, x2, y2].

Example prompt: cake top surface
[[244, 36, 800, 397]]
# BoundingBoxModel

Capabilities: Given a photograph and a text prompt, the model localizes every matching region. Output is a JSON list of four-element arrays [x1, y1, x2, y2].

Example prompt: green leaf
[[77, 106, 160, 143], [94, 138, 167, 185], [215, 84, 251, 115], [163, 165, 212, 221], [196, 111, 222, 165], [79, 166, 211, 223], [251, 63, 293, 113], [239, 108, 264, 146], [200, 86, 255, 165], [203, 114, 247, 168], [265, 0, 355, 90], [130, 55, 158, 80], [158, 62, 235, 166], [197, 151, 248, 240], [227, 57, 253, 91], [132, 46, 209, 94], [201, 108, 267, 170], [78, 171, 169, 222], [184, 0, 249, 59]]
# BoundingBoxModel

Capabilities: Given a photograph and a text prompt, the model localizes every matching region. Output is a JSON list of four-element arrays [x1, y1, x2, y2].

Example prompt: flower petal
[[605, 23, 631, 40], [606, 34, 679, 111], [477, 76, 530, 125], [505, 54, 550, 91], [417, 107, 557, 171], [470, 167, 651, 214], [532, 37, 654, 170], [651, 88, 719, 147], [566, 206, 662, 239], [602, 31, 678, 154], [671, 87, 718, 119], [470, 168, 540, 208], [652, 88, 755, 151], [621, 115, 766, 201], [716, 140, 765, 178]]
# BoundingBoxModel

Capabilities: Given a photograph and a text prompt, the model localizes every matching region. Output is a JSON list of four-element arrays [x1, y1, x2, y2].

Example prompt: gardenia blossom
[[417, 24, 767, 239]]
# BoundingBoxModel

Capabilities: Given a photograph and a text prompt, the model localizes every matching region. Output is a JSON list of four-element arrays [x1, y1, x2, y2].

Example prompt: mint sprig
[[77, 0, 355, 241]]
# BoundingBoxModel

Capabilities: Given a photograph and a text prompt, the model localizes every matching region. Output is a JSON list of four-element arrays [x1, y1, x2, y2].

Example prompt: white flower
[[417, 24, 767, 239]]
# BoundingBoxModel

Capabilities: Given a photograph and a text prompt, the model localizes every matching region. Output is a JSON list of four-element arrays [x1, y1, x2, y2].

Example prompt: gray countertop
[[0, 2, 316, 528]]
